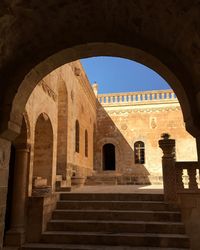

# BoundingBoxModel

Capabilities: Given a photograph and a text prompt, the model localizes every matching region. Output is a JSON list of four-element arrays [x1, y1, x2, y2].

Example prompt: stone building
[[2, 58, 198, 249], [1, 1, 200, 249], [25, 61, 96, 195], [10, 59, 196, 196], [93, 88, 197, 185], [1, 58, 199, 249]]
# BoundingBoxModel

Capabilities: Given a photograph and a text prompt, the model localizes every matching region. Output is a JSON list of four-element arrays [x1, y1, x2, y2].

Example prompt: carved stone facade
[[94, 90, 197, 184]]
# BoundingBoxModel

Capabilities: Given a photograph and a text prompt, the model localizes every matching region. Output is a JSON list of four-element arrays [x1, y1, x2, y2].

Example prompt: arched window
[[75, 120, 80, 153], [85, 130, 88, 157], [134, 141, 145, 164]]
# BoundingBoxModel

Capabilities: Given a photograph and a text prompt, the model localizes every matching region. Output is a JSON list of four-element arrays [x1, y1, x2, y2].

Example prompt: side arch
[[32, 113, 53, 186]]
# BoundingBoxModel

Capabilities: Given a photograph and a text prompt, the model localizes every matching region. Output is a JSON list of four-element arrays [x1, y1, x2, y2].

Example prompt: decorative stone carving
[[74, 67, 81, 76], [121, 124, 128, 130], [150, 117, 157, 129], [39, 80, 57, 102]]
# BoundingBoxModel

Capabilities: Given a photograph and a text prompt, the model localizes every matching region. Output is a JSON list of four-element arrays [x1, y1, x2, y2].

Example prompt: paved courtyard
[[71, 185, 164, 194]]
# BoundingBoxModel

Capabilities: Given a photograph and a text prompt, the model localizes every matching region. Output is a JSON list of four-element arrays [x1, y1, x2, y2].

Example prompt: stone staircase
[[85, 171, 151, 185], [21, 193, 190, 249]]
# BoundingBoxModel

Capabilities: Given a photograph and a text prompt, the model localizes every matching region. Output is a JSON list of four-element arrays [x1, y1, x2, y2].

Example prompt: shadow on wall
[[95, 101, 151, 185]]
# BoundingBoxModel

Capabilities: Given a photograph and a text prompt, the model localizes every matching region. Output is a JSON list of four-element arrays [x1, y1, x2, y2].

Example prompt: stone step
[[52, 209, 181, 222], [47, 220, 185, 234], [56, 200, 178, 211], [21, 243, 190, 250], [60, 193, 164, 201], [85, 176, 118, 185], [40, 231, 190, 248]]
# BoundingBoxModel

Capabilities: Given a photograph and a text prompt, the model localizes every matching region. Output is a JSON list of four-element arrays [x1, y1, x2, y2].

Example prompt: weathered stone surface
[[95, 90, 197, 184], [0, 1, 200, 138], [0, 1, 200, 247]]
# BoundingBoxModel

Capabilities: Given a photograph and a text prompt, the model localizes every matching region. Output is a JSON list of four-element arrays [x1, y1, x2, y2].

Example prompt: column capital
[[159, 135, 175, 157]]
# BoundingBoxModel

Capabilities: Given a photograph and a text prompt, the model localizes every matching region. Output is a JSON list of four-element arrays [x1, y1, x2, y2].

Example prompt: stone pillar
[[159, 134, 177, 203], [5, 143, 30, 246], [0, 138, 11, 250]]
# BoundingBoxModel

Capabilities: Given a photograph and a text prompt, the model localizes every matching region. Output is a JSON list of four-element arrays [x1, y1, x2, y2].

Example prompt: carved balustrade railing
[[175, 161, 200, 192], [159, 135, 200, 202], [98, 89, 177, 105]]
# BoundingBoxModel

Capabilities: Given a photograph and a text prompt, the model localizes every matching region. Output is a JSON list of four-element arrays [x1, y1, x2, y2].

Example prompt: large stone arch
[[1, 44, 197, 139], [32, 113, 53, 187], [0, 1, 199, 140]]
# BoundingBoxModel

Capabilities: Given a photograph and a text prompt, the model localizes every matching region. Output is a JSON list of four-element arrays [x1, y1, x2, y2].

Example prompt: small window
[[75, 120, 80, 153], [85, 130, 88, 157], [134, 141, 145, 164]]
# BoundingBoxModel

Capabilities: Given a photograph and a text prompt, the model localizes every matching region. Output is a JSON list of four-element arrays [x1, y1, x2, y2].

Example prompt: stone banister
[[159, 134, 200, 202], [98, 89, 177, 106], [175, 161, 200, 192]]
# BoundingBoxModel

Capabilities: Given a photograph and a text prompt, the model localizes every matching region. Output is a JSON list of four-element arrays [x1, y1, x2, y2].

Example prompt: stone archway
[[0, 2, 200, 248], [32, 113, 53, 187], [96, 138, 122, 173], [103, 143, 116, 171]]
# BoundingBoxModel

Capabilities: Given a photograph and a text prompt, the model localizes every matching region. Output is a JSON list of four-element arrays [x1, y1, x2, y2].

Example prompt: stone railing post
[[5, 143, 30, 246], [159, 134, 177, 202]]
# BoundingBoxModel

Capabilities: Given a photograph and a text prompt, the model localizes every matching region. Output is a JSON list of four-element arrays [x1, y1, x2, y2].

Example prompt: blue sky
[[81, 57, 171, 94]]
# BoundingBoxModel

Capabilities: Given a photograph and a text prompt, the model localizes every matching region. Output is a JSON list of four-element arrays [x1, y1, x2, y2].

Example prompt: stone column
[[5, 143, 30, 246], [0, 138, 11, 250], [159, 135, 177, 202]]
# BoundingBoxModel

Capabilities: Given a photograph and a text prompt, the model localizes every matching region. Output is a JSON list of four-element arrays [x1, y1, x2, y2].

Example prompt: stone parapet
[[98, 89, 177, 107]]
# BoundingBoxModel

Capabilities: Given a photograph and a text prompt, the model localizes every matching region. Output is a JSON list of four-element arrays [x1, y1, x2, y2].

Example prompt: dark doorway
[[103, 143, 115, 171]]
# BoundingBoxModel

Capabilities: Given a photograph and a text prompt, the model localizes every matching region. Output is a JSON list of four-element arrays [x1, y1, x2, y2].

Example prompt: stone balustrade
[[159, 135, 200, 202], [175, 162, 200, 192], [98, 89, 177, 105]]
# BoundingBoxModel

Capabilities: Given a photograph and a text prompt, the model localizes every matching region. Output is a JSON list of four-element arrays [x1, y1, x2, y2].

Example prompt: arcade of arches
[[0, 1, 200, 249]]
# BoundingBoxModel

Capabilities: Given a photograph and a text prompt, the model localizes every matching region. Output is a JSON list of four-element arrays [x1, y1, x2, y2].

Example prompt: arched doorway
[[56, 79, 68, 180], [103, 143, 116, 171], [33, 113, 53, 187]]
